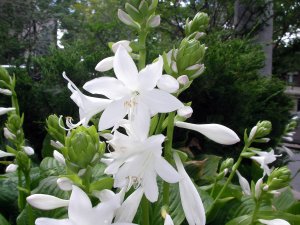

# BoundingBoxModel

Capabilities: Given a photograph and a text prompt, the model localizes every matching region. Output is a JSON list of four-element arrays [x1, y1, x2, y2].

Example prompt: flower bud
[[16, 151, 30, 172], [0, 150, 15, 158], [125, 3, 142, 22], [177, 75, 189, 85], [22, 146, 34, 156], [0, 107, 15, 116], [177, 106, 193, 119], [185, 12, 209, 36], [147, 15, 160, 28], [65, 126, 102, 169], [118, 9, 140, 30], [220, 158, 234, 172], [46, 114, 66, 144], [27, 194, 69, 210], [267, 166, 291, 190], [57, 177, 73, 191], [53, 150, 66, 165], [50, 140, 64, 149], [6, 114, 23, 135], [255, 121, 272, 138], [0, 67, 11, 84], [255, 177, 264, 199], [4, 127, 16, 140], [157, 75, 179, 93], [112, 40, 132, 53], [0, 88, 12, 96], [6, 164, 18, 173]]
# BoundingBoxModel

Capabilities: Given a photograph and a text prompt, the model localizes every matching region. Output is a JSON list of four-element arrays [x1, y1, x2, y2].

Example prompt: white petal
[[258, 219, 290, 225], [177, 106, 193, 119], [36, 218, 72, 225], [114, 46, 139, 90], [112, 40, 132, 53], [50, 140, 64, 149], [95, 56, 114, 72], [141, 89, 184, 115], [3, 127, 16, 139], [164, 214, 174, 225], [118, 9, 137, 27], [0, 150, 14, 158], [142, 168, 159, 202], [53, 150, 66, 165], [0, 107, 15, 116], [57, 177, 73, 191], [174, 153, 206, 225], [148, 15, 161, 28], [6, 164, 18, 173], [23, 146, 34, 156], [255, 177, 264, 199], [115, 187, 143, 223], [27, 194, 69, 210], [68, 186, 93, 223], [155, 157, 180, 183], [95, 189, 116, 202], [175, 122, 240, 145], [157, 74, 179, 93], [0, 88, 12, 96], [138, 56, 163, 92], [236, 171, 251, 195], [98, 97, 129, 131], [83, 77, 130, 100]]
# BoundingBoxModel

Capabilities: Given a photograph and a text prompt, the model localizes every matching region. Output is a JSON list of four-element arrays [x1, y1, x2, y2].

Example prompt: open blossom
[[174, 153, 206, 225], [250, 149, 281, 176], [83, 45, 183, 131], [103, 119, 179, 202], [27, 185, 135, 225]]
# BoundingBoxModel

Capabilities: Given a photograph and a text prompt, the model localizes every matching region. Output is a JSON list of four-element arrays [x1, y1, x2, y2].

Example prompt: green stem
[[138, 30, 148, 70], [250, 198, 261, 224], [25, 171, 34, 225], [11, 90, 20, 115], [154, 113, 166, 135], [141, 195, 150, 225], [163, 112, 175, 206], [17, 169, 25, 211]]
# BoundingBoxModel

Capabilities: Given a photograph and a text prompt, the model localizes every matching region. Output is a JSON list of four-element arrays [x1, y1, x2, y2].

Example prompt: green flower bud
[[0, 67, 11, 84], [220, 158, 234, 172], [16, 151, 30, 172], [46, 114, 66, 144], [6, 114, 23, 134], [255, 121, 272, 138], [65, 126, 102, 169], [267, 166, 291, 190], [185, 12, 209, 36]]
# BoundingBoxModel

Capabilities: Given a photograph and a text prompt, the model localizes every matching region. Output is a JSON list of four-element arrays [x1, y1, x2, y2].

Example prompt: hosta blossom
[[83, 46, 183, 131], [174, 153, 206, 225], [28, 185, 135, 225], [103, 119, 180, 202], [0, 107, 15, 116], [250, 150, 281, 176], [175, 121, 240, 145], [258, 219, 290, 225], [236, 171, 251, 196]]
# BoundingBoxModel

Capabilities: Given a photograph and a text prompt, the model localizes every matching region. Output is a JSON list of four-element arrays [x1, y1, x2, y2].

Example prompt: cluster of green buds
[[185, 12, 209, 37], [247, 120, 272, 143], [266, 166, 291, 191], [62, 126, 105, 173], [46, 114, 66, 145], [118, 0, 159, 30]]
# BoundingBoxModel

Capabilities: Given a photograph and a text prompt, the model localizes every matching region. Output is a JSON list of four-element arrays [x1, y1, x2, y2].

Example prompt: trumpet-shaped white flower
[[175, 121, 240, 145], [28, 185, 135, 225], [236, 171, 251, 196], [250, 150, 281, 176], [0, 107, 15, 116], [104, 119, 179, 202], [174, 153, 206, 225], [83, 46, 184, 131], [258, 219, 290, 225]]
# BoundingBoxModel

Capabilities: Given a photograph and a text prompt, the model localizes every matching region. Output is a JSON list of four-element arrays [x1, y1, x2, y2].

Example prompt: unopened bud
[[46, 114, 66, 144], [147, 15, 160, 28], [0, 107, 15, 116], [0, 88, 12, 96], [157, 75, 179, 93], [95, 57, 114, 72], [112, 40, 132, 53], [177, 75, 189, 85], [4, 127, 16, 140], [220, 158, 234, 171], [57, 177, 73, 191], [50, 140, 64, 149], [267, 166, 291, 190], [0, 67, 11, 84], [22, 146, 34, 156], [118, 9, 140, 29], [6, 164, 18, 173], [255, 121, 272, 138], [53, 150, 66, 165], [177, 106, 193, 119]]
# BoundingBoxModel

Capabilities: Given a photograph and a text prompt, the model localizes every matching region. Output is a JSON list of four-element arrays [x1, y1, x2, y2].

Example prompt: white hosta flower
[[83, 46, 184, 131], [63, 72, 111, 128], [29, 186, 133, 225], [22, 146, 34, 156], [57, 177, 73, 191], [164, 214, 174, 225], [177, 106, 193, 119], [6, 164, 18, 173], [236, 171, 251, 196], [0, 88, 12, 95], [157, 74, 179, 93], [177, 75, 189, 85], [104, 119, 179, 202], [174, 153, 206, 225], [250, 150, 281, 176], [27, 194, 69, 210], [0, 150, 15, 158], [3, 127, 16, 140], [258, 219, 290, 225], [175, 121, 240, 145], [53, 150, 66, 165], [0, 107, 15, 116]]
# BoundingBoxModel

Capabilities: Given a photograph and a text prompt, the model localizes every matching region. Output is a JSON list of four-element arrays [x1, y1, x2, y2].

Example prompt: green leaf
[[0, 213, 11, 225], [272, 188, 297, 211], [90, 177, 114, 192], [40, 157, 65, 176], [41, 134, 55, 158], [226, 214, 252, 225], [256, 211, 300, 224]]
